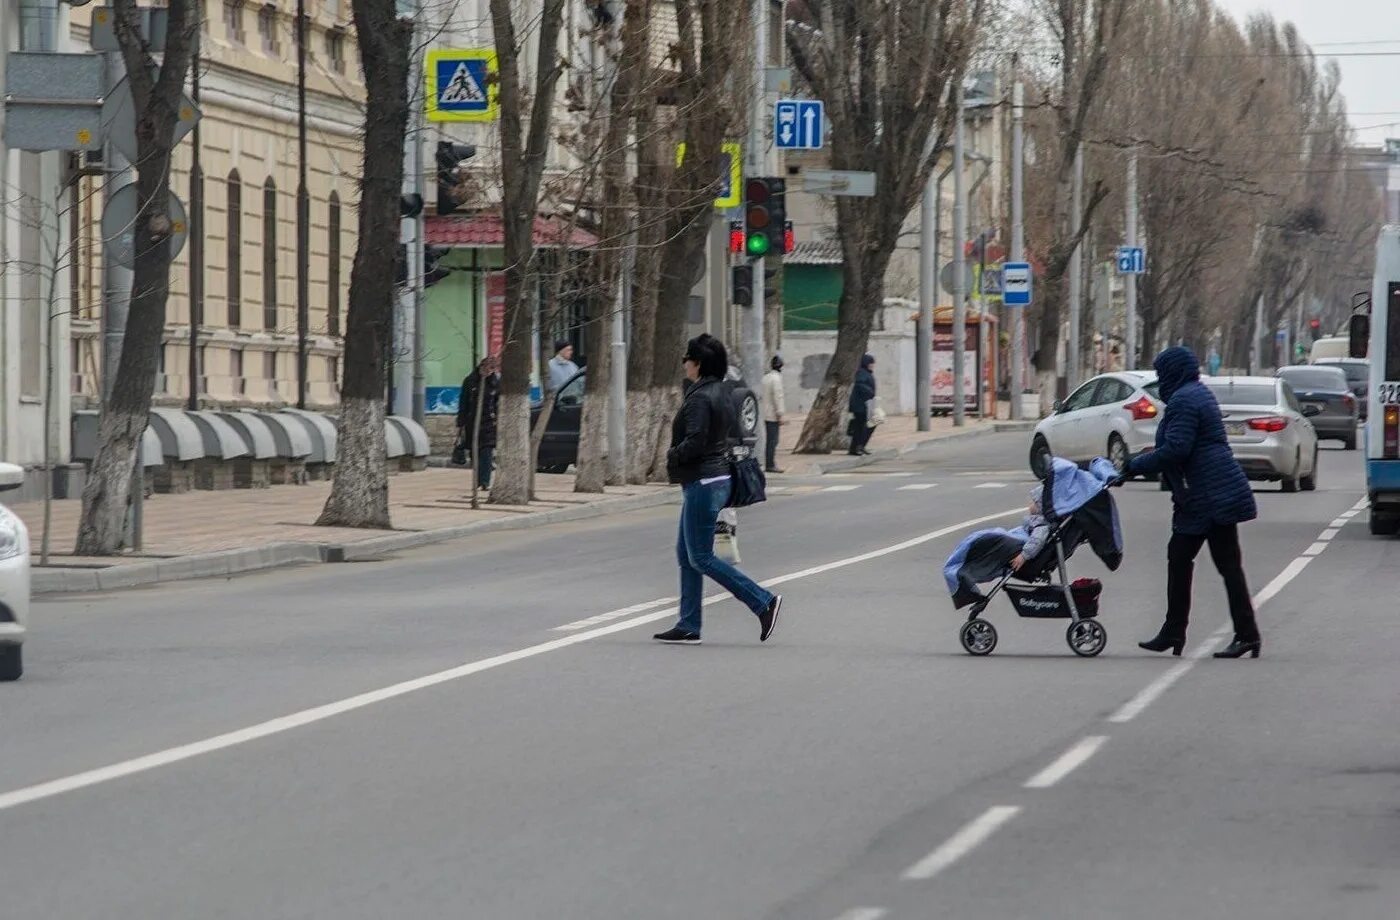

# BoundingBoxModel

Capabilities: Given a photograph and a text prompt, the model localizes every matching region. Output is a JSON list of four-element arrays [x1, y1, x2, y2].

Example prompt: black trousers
[[764, 421, 781, 470], [1165, 524, 1259, 641], [849, 413, 873, 453]]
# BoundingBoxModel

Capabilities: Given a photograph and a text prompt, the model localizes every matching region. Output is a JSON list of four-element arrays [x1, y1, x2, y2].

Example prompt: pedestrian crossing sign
[[426, 49, 498, 123]]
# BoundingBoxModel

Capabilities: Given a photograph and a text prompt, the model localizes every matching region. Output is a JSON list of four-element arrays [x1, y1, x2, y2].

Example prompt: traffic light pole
[[1124, 149, 1138, 369], [741, 0, 767, 458]]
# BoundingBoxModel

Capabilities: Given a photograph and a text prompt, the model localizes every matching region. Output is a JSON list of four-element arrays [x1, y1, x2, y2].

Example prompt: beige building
[[68, 0, 364, 411]]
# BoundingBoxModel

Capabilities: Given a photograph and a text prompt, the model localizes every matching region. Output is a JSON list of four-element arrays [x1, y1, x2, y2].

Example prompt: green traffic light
[[746, 233, 770, 256]]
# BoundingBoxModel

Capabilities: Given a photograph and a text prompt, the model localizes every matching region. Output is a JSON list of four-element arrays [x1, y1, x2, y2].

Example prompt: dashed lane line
[[1023, 735, 1109, 789], [897, 484, 939, 491], [832, 910, 888, 920], [822, 485, 862, 492], [901, 806, 1022, 880]]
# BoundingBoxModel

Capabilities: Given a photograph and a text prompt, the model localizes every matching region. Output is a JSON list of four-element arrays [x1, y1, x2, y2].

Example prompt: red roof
[[424, 213, 599, 249]]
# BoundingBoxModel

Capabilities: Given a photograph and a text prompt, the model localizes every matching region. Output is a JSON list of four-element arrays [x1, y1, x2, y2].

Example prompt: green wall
[[783, 265, 842, 330]]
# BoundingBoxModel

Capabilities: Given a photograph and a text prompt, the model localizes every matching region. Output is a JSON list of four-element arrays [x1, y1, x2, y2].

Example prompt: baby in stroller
[[943, 486, 1054, 610]]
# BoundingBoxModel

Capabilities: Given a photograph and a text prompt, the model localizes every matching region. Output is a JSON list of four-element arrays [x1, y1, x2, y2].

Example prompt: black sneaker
[[653, 628, 701, 644], [758, 595, 782, 642]]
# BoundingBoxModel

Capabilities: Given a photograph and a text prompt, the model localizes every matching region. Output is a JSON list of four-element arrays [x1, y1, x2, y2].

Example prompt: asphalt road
[[2, 431, 1396, 919]]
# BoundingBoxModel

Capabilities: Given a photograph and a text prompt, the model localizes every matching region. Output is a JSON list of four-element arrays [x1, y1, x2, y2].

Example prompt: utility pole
[[605, 8, 627, 485], [188, 24, 203, 411], [410, 63, 427, 422], [951, 84, 967, 426], [295, 0, 309, 408], [917, 155, 937, 431], [1009, 80, 1025, 420], [741, 0, 767, 454], [393, 3, 423, 419], [1124, 148, 1138, 369], [1067, 142, 1084, 392]]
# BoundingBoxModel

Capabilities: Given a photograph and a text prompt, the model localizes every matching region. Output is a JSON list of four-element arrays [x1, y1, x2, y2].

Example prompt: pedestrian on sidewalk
[[1127, 346, 1262, 659], [457, 357, 500, 490], [548, 340, 579, 393], [848, 354, 878, 456], [654, 334, 782, 645], [762, 355, 786, 473]]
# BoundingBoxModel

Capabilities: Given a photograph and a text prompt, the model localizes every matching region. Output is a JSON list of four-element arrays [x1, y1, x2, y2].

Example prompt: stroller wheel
[[1067, 619, 1108, 657], [960, 619, 998, 656]]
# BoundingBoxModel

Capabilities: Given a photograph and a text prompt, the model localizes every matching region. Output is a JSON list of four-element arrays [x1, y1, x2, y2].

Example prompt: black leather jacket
[[667, 377, 733, 485]]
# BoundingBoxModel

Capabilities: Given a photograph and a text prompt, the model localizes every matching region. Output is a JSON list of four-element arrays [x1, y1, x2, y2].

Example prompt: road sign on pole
[[425, 49, 497, 122], [676, 141, 742, 208], [1002, 261, 1032, 306], [2, 52, 105, 152], [102, 74, 200, 165], [1116, 245, 1146, 274], [774, 99, 823, 149], [101, 183, 189, 269]]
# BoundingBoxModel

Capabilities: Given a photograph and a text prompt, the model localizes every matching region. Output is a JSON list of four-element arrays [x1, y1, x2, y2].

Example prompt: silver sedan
[[1203, 376, 1321, 493]]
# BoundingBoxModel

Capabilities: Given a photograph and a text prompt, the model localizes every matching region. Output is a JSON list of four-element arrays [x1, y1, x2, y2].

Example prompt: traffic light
[[731, 264, 753, 306], [436, 141, 477, 215], [1308, 317, 1321, 341], [784, 220, 794, 254], [763, 262, 780, 300], [400, 193, 424, 218], [743, 177, 786, 258], [728, 220, 745, 254]]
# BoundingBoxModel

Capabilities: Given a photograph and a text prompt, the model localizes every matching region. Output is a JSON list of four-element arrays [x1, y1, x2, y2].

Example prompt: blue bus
[[1352, 226, 1400, 534]]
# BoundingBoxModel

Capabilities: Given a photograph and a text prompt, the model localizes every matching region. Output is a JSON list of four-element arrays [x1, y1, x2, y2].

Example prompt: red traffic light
[[1308, 318, 1321, 329], [729, 220, 744, 254], [745, 179, 770, 203]]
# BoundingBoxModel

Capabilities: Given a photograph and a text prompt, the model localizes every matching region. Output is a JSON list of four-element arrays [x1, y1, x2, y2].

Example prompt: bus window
[[1389, 282, 1400, 381]]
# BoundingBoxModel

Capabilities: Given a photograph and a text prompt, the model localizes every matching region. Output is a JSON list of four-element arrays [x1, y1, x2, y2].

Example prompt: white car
[[0, 462, 29, 681], [1029, 372, 1162, 477]]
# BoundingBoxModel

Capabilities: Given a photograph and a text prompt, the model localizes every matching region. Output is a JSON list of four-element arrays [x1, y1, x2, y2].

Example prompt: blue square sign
[[426, 49, 498, 122], [775, 99, 824, 149], [1002, 261, 1032, 306]]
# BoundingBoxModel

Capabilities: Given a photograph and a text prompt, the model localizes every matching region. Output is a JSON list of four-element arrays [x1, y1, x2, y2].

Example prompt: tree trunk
[[76, 0, 198, 555], [794, 255, 884, 453], [316, 0, 411, 528]]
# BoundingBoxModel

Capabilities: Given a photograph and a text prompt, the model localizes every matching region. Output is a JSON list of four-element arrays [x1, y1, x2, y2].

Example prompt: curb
[[32, 488, 679, 595], [810, 419, 1039, 474]]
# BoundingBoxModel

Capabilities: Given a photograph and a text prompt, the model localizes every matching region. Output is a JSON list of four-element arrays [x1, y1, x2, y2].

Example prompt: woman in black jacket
[[848, 354, 877, 455], [456, 357, 500, 489], [653, 335, 783, 645]]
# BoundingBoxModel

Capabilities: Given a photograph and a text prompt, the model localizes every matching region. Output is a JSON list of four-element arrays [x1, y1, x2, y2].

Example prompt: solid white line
[[822, 485, 861, 492], [1302, 542, 1328, 556], [1253, 556, 1312, 608], [974, 482, 1007, 489], [553, 597, 679, 632], [833, 910, 887, 920], [1023, 736, 1108, 789], [902, 806, 1022, 880], [0, 507, 1022, 814], [898, 483, 939, 491], [1318, 528, 1340, 541]]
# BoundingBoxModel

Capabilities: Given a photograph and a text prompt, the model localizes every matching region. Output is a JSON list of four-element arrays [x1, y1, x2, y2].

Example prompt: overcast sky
[[1214, 0, 1400, 146]]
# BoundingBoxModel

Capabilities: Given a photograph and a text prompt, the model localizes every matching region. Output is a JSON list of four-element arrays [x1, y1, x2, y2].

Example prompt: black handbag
[[726, 452, 767, 508], [450, 429, 468, 466]]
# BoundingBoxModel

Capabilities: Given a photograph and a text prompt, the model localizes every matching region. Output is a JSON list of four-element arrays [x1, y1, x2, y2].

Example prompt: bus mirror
[[1349, 314, 1369, 359]]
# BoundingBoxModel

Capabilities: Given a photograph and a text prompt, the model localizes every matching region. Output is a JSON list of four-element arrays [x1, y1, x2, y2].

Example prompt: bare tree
[[787, 0, 984, 452], [315, 0, 413, 528], [76, 0, 200, 554], [487, 0, 568, 505]]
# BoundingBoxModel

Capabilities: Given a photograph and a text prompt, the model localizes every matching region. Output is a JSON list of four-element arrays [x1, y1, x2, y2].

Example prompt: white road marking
[[822, 485, 862, 492], [833, 910, 887, 920], [0, 507, 1021, 814], [1330, 518, 1349, 528], [1340, 509, 1360, 519], [974, 482, 1007, 489], [553, 597, 678, 632], [902, 806, 1022, 880], [1023, 736, 1108, 789], [1353, 498, 1370, 511], [1318, 528, 1340, 541], [1302, 542, 1328, 556], [898, 483, 939, 491]]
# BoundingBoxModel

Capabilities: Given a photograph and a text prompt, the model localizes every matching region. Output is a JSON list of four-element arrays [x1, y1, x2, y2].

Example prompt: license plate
[[1226, 421, 1247, 436]]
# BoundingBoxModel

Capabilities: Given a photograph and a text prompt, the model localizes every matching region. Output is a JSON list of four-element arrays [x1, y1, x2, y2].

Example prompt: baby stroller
[[945, 457, 1123, 657]]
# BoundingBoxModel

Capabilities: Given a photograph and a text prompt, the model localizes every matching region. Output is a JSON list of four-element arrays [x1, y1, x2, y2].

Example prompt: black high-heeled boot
[[1213, 637, 1262, 659], [1138, 628, 1185, 656]]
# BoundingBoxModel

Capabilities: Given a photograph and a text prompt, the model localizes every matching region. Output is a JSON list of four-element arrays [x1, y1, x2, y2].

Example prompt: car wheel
[[0, 645, 21, 682], [1301, 449, 1318, 492], [1106, 434, 1129, 474], [1281, 451, 1301, 493], [738, 391, 759, 439], [1029, 435, 1052, 479]]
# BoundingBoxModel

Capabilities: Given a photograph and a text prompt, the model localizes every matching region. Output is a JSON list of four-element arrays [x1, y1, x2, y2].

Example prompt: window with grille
[[327, 191, 341, 336], [263, 178, 278, 330], [227, 170, 242, 328]]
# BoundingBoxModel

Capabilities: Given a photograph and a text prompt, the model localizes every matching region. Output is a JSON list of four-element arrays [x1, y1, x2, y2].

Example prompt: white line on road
[[973, 482, 1007, 489], [1353, 498, 1370, 511], [553, 597, 678, 632], [1340, 509, 1360, 519], [902, 806, 1022, 880], [822, 485, 862, 492], [1302, 542, 1328, 556], [897, 483, 939, 491], [833, 909, 888, 920], [1330, 518, 1349, 529], [0, 507, 1022, 814], [1318, 528, 1340, 541], [1023, 736, 1108, 789]]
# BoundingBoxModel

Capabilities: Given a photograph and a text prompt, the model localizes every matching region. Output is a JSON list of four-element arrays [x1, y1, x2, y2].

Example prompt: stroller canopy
[[1040, 457, 1123, 572]]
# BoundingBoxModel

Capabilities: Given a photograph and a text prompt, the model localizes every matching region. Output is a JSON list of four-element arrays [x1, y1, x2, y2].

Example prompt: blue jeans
[[676, 479, 773, 634], [475, 446, 494, 489]]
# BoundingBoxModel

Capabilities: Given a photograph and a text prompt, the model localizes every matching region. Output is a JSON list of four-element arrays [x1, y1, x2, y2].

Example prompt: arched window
[[226, 170, 242, 328], [327, 191, 341, 336], [263, 177, 277, 330]]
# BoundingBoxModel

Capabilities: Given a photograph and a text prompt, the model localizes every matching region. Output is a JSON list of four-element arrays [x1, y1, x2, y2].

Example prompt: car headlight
[[0, 508, 21, 561]]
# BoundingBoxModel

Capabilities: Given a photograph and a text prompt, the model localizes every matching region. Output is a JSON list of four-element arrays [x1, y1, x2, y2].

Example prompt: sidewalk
[[771, 406, 1032, 475]]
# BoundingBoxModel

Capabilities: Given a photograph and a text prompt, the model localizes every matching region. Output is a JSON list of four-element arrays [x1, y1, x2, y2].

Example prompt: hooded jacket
[[849, 354, 877, 413], [1128, 346, 1257, 534]]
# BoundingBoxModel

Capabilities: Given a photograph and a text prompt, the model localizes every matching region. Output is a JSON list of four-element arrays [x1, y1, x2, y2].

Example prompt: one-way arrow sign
[[775, 99, 823, 150]]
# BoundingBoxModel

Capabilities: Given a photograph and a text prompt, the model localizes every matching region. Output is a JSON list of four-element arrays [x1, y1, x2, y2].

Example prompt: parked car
[[1314, 357, 1369, 421], [1204, 376, 1320, 492], [530, 371, 760, 474], [1276, 365, 1358, 449], [1028, 371, 1162, 478], [0, 462, 30, 681]]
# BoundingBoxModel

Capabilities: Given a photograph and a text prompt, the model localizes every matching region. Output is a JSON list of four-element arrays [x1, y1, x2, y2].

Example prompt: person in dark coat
[[1127, 346, 1262, 659], [653, 334, 782, 645], [456, 357, 500, 489], [848, 354, 878, 456]]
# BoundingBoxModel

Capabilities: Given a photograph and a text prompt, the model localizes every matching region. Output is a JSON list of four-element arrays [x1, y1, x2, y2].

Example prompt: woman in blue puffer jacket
[[1127, 347, 1262, 659]]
